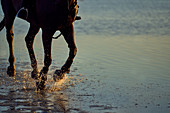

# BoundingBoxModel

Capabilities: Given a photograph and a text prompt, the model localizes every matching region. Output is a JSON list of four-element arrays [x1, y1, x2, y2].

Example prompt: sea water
[[0, 0, 170, 112]]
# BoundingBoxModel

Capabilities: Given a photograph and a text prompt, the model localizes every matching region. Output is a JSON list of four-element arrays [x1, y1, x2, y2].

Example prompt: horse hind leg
[[25, 24, 40, 79], [61, 24, 77, 73], [1, 0, 17, 76], [53, 24, 77, 81]]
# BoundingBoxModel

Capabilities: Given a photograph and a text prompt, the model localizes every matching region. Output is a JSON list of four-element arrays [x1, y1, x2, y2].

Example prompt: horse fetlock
[[31, 69, 39, 80], [41, 67, 49, 74], [61, 67, 70, 73], [31, 62, 38, 69], [7, 65, 16, 77], [39, 67, 48, 81], [8, 56, 15, 64]]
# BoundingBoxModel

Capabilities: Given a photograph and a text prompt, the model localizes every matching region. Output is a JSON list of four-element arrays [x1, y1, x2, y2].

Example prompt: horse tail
[[0, 18, 5, 31]]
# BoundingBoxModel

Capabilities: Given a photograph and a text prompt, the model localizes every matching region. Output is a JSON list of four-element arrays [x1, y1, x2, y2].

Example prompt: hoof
[[36, 80, 46, 91], [7, 66, 16, 77], [31, 69, 39, 80], [36, 70, 47, 91], [53, 70, 65, 82]]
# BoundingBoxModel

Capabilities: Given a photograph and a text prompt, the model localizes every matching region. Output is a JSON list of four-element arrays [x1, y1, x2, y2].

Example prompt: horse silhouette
[[0, 0, 80, 90]]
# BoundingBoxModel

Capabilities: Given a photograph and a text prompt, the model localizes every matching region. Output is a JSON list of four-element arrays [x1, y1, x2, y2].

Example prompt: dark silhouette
[[17, 0, 35, 19], [0, 0, 80, 90]]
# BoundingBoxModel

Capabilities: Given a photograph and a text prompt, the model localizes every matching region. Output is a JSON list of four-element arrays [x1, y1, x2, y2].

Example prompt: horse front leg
[[6, 25, 15, 77], [5, 16, 16, 77], [36, 29, 53, 90], [53, 24, 77, 81], [25, 24, 40, 79]]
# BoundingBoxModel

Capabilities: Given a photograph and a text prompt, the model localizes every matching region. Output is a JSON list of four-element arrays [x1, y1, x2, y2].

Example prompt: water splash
[[46, 74, 69, 92]]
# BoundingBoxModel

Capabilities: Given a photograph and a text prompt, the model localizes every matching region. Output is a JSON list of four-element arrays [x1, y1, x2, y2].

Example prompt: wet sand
[[1, 32, 170, 112], [1, 0, 170, 112]]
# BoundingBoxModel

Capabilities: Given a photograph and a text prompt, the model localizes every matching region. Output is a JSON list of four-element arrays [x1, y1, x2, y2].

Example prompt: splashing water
[[0, 60, 76, 93], [46, 74, 70, 92], [0, 60, 82, 112]]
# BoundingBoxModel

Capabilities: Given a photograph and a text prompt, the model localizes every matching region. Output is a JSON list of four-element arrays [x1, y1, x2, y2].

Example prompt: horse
[[0, 0, 80, 90]]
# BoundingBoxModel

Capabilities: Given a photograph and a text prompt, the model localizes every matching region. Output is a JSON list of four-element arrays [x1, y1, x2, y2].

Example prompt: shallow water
[[1, 0, 170, 112], [76, 0, 170, 36]]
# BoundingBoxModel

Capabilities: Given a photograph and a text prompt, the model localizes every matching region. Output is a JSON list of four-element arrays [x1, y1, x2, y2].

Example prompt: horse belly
[[36, 0, 68, 29]]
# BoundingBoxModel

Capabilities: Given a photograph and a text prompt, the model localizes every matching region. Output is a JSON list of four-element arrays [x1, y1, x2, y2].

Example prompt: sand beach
[[0, 0, 170, 112]]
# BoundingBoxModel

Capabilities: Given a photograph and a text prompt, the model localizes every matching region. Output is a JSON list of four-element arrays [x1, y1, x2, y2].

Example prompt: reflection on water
[[0, 88, 67, 112], [0, 60, 80, 112]]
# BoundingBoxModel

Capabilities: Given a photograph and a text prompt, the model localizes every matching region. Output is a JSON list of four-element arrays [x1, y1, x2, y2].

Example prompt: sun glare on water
[[46, 74, 70, 92]]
